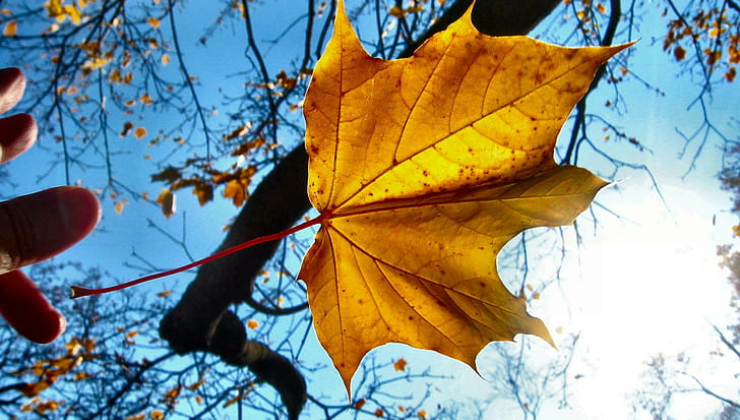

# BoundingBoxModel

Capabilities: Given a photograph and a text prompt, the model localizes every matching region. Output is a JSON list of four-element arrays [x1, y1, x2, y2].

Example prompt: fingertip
[[0, 113, 37, 164], [23, 305, 66, 344], [0, 270, 67, 344], [34, 308, 67, 344], [0, 187, 101, 272], [57, 186, 102, 236], [0, 67, 26, 114], [0, 67, 23, 81]]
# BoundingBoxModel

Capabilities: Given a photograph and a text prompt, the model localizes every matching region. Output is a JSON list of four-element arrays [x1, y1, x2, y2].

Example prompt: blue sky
[[1, 0, 738, 418]]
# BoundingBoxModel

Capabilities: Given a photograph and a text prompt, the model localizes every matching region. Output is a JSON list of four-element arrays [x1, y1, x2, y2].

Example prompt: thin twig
[[167, 0, 212, 159]]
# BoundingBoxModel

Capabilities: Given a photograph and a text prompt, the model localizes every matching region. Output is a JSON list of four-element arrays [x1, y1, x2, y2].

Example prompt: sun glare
[[570, 182, 735, 419]]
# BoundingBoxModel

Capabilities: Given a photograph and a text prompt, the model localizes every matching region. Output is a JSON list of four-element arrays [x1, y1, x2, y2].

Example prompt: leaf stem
[[70, 216, 325, 299]]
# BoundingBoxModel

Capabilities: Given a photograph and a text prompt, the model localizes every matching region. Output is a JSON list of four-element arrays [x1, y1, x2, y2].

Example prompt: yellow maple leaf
[[393, 358, 407, 371], [147, 16, 160, 29], [82, 56, 111, 70], [298, 0, 629, 391], [141, 93, 153, 105], [156, 188, 176, 219], [223, 180, 247, 207], [2, 20, 17, 37], [74, 371, 91, 381], [44, 0, 64, 20], [134, 126, 147, 139], [192, 183, 213, 206], [63, 4, 81, 25]]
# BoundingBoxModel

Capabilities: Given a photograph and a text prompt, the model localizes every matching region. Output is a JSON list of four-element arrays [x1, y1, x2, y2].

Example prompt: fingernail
[[0, 67, 25, 113], [0, 113, 37, 164]]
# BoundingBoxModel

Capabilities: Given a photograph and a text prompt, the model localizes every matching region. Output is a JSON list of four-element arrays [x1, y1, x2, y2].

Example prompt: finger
[[0, 113, 37, 164], [0, 186, 101, 275], [0, 269, 66, 344], [0, 67, 25, 114]]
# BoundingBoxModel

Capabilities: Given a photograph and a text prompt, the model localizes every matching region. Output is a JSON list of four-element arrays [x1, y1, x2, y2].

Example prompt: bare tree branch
[[688, 373, 740, 409], [713, 324, 740, 360]]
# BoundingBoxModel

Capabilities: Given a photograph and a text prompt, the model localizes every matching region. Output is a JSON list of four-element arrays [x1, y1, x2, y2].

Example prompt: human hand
[[0, 67, 101, 343]]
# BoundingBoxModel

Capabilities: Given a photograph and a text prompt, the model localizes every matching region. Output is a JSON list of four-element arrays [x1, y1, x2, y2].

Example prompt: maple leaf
[[298, 0, 629, 390], [156, 188, 176, 219]]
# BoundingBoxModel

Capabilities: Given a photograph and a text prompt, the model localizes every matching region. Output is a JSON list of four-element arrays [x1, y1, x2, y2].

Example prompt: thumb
[[0, 186, 101, 274]]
